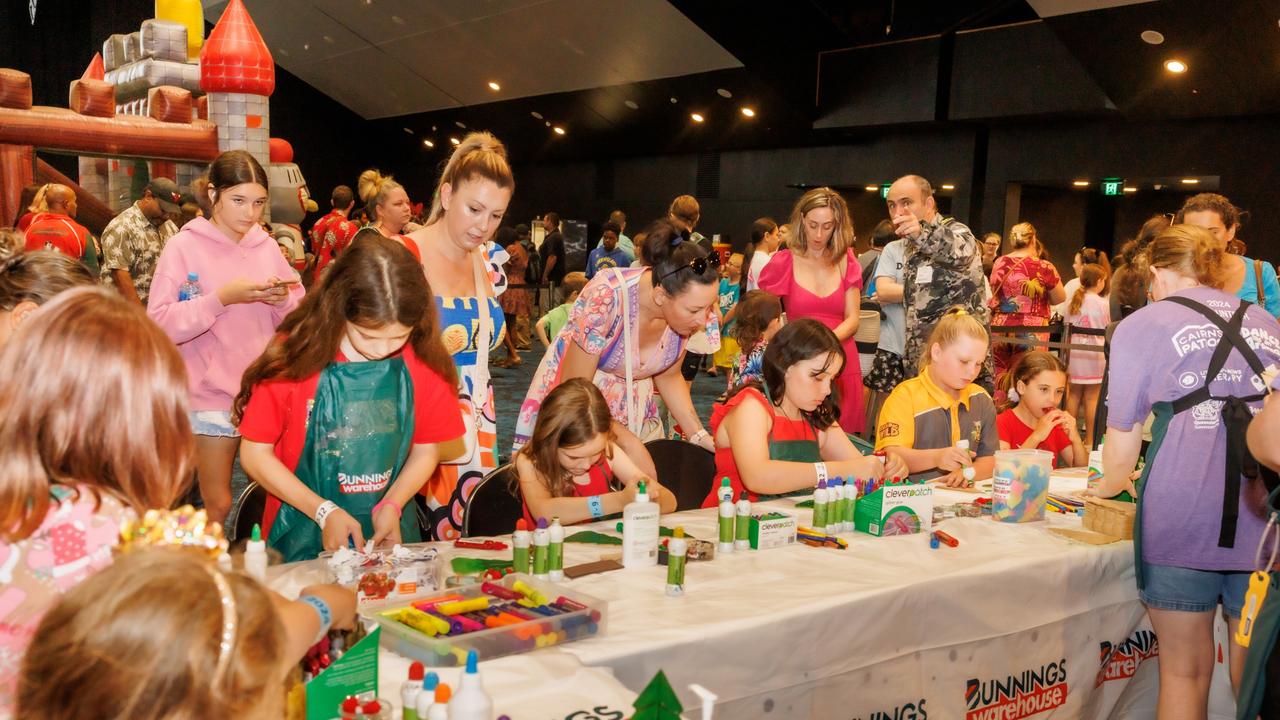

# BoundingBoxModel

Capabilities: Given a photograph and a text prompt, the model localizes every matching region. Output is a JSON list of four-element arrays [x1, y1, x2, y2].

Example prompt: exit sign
[[880, 183, 892, 199], [1101, 178, 1125, 196]]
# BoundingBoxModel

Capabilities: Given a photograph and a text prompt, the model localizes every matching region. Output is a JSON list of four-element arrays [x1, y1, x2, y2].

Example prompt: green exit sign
[[880, 183, 892, 199], [1101, 178, 1125, 196]]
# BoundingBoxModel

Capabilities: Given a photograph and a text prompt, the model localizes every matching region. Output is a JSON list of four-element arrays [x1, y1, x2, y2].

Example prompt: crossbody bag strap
[[1255, 260, 1267, 308], [612, 268, 639, 434], [471, 250, 492, 424]]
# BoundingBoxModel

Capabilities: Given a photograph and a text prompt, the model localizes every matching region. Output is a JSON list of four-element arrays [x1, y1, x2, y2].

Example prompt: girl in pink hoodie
[[148, 150, 303, 524]]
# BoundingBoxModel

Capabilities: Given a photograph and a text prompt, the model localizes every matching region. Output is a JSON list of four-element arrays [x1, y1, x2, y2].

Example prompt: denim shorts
[[189, 410, 240, 438], [1140, 561, 1251, 617]]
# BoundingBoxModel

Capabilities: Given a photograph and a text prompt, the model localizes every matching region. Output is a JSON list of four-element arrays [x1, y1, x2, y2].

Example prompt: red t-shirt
[[995, 409, 1072, 467], [23, 212, 90, 258], [521, 457, 614, 527], [239, 346, 464, 532], [309, 211, 359, 279]]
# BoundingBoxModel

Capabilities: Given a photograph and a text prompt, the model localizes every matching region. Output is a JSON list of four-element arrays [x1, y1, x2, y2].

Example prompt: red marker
[[932, 530, 959, 548]]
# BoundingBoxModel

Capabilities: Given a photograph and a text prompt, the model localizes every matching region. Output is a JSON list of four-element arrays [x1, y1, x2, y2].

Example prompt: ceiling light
[[449, 137, 460, 146], [1072, 180, 1090, 187], [1123, 187, 1137, 193], [390, 14, 405, 25], [717, 88, 732, 98], [303, 43, 310, 50], [1140, 30, 1164, 45], [487, 81, 500, 91], [423, 139, 434, 148], [455, 121, 466, 129], [402, 127, 413, 134], [670, 97, 678, 104], [278, 47, 289, 57], [544, 121, 551, 127], [690, 112, 705, 123], [941, 184, 955, 190], [740, 107, 755, 117], [531, 111, 543, 120], [553, 126, 566, 135], [864, 185, 878, 191], [323, 35, 335, 44], [363, 0, 372, 5], [1181, 178, 1200, 184], [1165, 59, 1187, 73], [624, 100, 639, 110]]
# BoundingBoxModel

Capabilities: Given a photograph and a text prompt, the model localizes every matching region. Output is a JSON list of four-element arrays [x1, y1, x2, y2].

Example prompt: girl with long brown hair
[[236, 232, 463, 562], [515, 378, 674, 526], [0, 287, 193, 714]]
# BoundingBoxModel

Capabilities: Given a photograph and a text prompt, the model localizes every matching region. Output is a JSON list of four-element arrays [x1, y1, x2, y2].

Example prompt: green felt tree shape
[[631, 670, 683, 720]]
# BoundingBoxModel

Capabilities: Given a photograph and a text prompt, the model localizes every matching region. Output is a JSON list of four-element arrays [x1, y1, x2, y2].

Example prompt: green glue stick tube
[[813, 479, 829, 530], [734, 499, 751, 550], [666, 527, 688, 597], [512, 518, 531, 573], [548, 517, 565, 581], [532, 517, 550, 579], [718, 497, 735, 553]]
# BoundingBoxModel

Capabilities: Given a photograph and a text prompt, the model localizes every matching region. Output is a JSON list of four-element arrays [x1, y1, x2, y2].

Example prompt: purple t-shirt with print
[[1108, 286, 1280, 571]]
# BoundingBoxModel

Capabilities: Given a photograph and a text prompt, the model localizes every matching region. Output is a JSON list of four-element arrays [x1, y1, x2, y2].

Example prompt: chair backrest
[[232, 481, 267, 542], [645, 439, 715, 511], [462, 464, 525, 537]]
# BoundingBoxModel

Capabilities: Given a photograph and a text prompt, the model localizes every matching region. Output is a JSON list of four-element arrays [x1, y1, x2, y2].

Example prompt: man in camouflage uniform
[[886, 174, 994, 389], [99, 178, 181, 304]]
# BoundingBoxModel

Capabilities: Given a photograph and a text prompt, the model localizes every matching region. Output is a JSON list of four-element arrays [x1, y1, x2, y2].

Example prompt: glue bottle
[[718, 493, 735, 554], [402, 661, 425, 720], [843, 479, 858, 531], [734, 498, 751, 550], [826, 479, 843, 534], [548, 517, 565, 582], [716, 476, 733, 504], [448, 650, 493, 720], [666, 526, 688, 596], [532, 518, 550, 579], [245, 523, 268, 582], [512, 519, 531, 574], [415, 672, 440, 720], [622, 481, 659, 568], [426, 684, 451, 720], [956, 440, 976, 483], [813, 479, 829, 530]]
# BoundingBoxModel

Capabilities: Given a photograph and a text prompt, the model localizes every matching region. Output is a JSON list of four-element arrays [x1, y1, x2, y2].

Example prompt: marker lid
[[435, 684, 452, 703]]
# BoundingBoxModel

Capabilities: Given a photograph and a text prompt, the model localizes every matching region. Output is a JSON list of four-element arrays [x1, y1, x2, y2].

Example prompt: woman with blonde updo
[[358, 169, 416, 241], [987, 221, 1065, 386]]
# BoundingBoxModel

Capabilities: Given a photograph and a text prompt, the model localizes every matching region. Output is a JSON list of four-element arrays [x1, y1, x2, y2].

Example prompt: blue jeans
[[1140, 561, 1250, 617]]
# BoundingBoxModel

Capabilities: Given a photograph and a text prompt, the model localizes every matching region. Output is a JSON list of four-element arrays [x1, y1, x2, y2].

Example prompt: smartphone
[[271, 278, 301, 288]]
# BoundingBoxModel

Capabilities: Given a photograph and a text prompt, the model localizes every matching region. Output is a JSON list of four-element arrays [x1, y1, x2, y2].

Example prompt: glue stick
[[957, 440, 976, 483], [716, 476, 733, 504], [813, 479, 829, 531], [666, 526, 688, 597], [512, 519, 531, 574], [843, 479, 858, 531], [734, 498, 751, 550], [826, 479, 842, 534], [548, 517, 565, 582], [718, 495, 735, 554], [532, 517, 550, 579]]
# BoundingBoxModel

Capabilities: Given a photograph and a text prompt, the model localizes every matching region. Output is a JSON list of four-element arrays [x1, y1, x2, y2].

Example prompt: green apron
[[268, 356, 419, 563], [1236, 485, 1280, 719], [1131, 298, 1271, 590], [754, 384, 826, 501]]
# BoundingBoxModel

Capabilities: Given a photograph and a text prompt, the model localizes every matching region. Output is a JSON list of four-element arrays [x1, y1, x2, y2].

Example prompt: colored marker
[[932, 530, 959, 548]]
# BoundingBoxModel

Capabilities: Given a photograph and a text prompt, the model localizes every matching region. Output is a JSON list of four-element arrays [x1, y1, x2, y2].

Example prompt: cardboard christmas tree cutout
[[631, 670, 683, 720]]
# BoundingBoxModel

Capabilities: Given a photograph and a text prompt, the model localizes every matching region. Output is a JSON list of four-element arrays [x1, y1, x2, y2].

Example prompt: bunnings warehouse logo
[[852, 699, 927, 719], [1096, 630, 1158, 686], [965, 659, 1067, 720]]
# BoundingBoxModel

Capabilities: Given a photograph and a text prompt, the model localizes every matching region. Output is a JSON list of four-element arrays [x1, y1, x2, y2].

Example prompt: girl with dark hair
[[148, 150, 303, 525], [515, 218, 722, 480], [743, 217, 780, 292], [730, 289, 783, 387], [515, 378, 675, 525], [701, 319, 903, 506], [0, 250, 94, 348], [235, 233, 462, 562]]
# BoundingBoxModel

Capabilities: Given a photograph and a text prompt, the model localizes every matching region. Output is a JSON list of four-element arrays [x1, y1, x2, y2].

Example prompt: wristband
[[689, 429, 710, 445], [814, 462, 829, 484], [313, 501, 339, 530], [299, 594, 333, 645], [587, 495, 604, 519], [372, 499, 401, 520]]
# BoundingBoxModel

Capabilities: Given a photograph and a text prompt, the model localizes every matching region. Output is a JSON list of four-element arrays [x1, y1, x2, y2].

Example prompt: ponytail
[[642, 218, 718, 295], [357, 169, 403, 223], [427, 132, 514, 225], [1067, 264, 1104, 316], [1143, 224, 1231, 290], [920, 306, 988, 371]]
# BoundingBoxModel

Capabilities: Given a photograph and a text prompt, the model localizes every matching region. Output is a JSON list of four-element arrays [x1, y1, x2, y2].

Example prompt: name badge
[[915, 264, 934, 284]]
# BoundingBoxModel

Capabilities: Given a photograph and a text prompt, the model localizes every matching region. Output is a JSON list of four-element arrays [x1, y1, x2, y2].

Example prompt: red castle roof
[[82, 53, 104, 81], [200, 0, 274, 96]]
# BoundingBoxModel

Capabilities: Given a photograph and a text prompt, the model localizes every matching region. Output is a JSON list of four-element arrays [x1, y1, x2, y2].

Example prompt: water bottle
[[178, 272, 202, 301]]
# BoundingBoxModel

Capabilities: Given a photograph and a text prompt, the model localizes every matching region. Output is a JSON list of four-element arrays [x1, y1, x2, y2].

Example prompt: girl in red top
[[235, 232, 465, 562], [515, 378, 675, 526], [995, 350, 1085, 467], [701, 319, 906, 507]]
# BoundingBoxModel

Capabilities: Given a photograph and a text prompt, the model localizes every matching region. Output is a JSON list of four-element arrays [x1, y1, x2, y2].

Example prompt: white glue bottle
[[402, 661, 425, 720], [717, 493, 735, 554], [622, 481, 659, 568], [548, 517, 565, 581], [447, 650, 493, 720], [716, 476, 733, 504], [956, 440, 976, 483], [415, 672, 440, 720], [531, 518, 550, 579], [244, 523, 268, 582]]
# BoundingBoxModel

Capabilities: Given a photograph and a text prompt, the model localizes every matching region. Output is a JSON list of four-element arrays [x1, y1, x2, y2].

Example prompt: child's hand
[[938, 469, 970, 488], [299, 584, 358, 632], [881, 452, 910, 481], [1032, 410, 1063, 441], [369, 503, 403, 547], [936, 446, 973, 472], [1057, 411, 1082, 439], [322, 508, 365, 552], [216, 278, 274, 306]]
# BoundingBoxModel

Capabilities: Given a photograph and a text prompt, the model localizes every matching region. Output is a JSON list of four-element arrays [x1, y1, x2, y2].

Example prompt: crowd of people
[[2, 128, 1279, 718]]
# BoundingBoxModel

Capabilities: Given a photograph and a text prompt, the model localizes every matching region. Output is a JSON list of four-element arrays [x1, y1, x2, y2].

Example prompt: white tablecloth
[[273, 473, 1239, 719]]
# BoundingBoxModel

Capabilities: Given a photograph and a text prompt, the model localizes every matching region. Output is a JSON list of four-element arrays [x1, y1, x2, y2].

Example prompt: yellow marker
[[435, 597, 489, 616], [385, 608, 439, 637], [1236, 571, 1270, 647]]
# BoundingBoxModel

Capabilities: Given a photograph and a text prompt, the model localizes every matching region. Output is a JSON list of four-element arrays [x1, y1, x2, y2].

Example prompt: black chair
[[645, 439, 715, 511], [462, 464, 525, 537], [231, 481, 267, 542]]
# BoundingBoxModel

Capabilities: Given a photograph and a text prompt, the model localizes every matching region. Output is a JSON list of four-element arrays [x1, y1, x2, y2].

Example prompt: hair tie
[[671, 236, 683, 247]]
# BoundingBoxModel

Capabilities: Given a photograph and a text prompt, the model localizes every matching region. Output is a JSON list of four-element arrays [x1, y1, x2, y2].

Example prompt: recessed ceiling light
[[391, 14, 405, 25], [1072, 180, 1090, 187], [941, 184, 955, 190], [423, 139, 434, 148], [545, 121, 551, 127], [716, 88, 732, 98], [323, 35, 335, 44], [449, 137, 460, 146], [487, 81, 500, 91], [402, 127, 413, 134], [303, 43, 310, 50], [1140, 30, 1164, 45], [553, 126, 566, 135], [740, 107, 755, 117], [670, 97, 678, 104], [624, 100, 639, 110], [690, 112, 705, 123], [1165, 59, 1187, 73], [455, 121, 466, 129], [362, 0, 372, 5], [531, 111, 543, 120], [1123, 186, 1137, 193], [1181, 178, 1200, 184], [864, 185, 878, 192], [278, 48, 289, 57]]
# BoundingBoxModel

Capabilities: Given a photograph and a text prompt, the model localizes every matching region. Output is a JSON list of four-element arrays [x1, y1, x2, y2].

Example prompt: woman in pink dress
[[758, 187, 865, 433], [988, 222, 1066, 386]]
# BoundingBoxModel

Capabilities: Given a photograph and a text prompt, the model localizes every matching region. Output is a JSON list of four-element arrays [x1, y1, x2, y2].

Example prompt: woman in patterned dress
[[988, 222, 1066, 387], [404, 133, 514, 540], [514, 219, 720, 479]]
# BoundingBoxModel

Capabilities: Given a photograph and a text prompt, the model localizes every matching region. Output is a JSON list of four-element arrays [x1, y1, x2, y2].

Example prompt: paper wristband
[[588, 495, 605, 518], [313, 500, 339, 530], [814, 462, 829, 484], [299, 594, 333, 645]]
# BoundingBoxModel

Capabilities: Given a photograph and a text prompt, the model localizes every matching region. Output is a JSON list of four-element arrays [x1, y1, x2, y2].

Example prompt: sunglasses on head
[[657, 252, 719, 283]]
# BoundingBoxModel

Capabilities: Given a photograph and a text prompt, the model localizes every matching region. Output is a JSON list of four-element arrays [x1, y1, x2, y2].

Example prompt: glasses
[[657, 253, 719, 283]]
